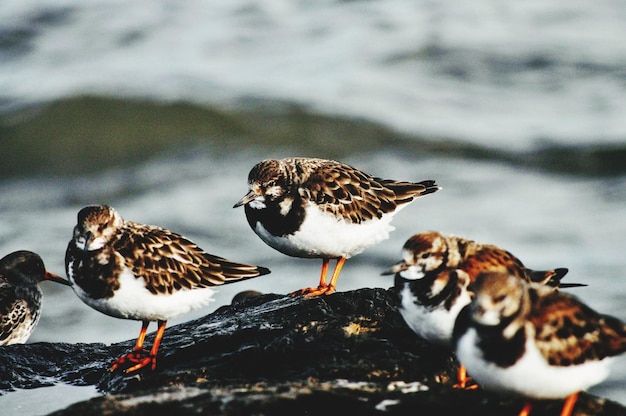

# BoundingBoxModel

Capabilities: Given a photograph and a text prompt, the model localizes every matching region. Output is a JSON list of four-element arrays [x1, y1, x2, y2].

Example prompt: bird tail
[[380, 179, 442, 204], [526, 267, 587, 289]]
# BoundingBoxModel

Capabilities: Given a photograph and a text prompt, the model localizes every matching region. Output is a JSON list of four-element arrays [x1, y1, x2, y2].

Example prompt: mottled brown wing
[[462, 242, 572, 288], [530, 288, 626, 366], [117, 223, 270, 295], [301, 160, 437, 224], [0, 285, 28, 343], [461, 247, 527, 282]]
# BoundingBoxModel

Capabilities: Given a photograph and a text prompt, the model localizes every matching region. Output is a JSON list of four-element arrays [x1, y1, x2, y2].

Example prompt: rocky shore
[[1, 288, 623, 415]]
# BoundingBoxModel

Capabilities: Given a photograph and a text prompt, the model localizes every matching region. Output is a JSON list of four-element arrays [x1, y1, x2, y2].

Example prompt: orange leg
[[517, 392, 578, 416], [518, 402, 532, 416], [322, 257, 346, 296], [560, 392, 579, 416], [292, 257, 346, 297], [290, 258, 330, 297], [318, 258, 330, 288], [133, 320, 149, 350], [452, 365, 477, 389], [148, 320, 167, 369], [110, 320, 168, 373]]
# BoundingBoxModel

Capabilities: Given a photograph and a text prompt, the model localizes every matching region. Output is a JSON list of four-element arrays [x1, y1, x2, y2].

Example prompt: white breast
[[455, 327, 612, 399], [399, 284, 471, 348], [255, 202, 398, 259], [71, 266, 217, 322]]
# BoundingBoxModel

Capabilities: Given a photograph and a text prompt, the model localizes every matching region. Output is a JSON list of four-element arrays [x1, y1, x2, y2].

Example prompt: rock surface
[[0, 288, 623, 415]]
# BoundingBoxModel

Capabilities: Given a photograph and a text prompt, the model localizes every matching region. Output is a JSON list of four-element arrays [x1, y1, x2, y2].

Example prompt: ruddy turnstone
[[382, 231, 583, 387], [65, 205, 270, 373], [0, 251, 70, 345], [384, 231, 574, 286], [233, 157, 440, 297], [453, 272, 626, 416]]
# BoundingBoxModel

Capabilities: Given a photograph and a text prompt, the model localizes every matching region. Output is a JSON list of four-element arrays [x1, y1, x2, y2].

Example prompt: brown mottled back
[[116, 221, 269, 295], [286, 158, 439, 224], [530, 287, 626, 366], [430, 232, 568, 287]]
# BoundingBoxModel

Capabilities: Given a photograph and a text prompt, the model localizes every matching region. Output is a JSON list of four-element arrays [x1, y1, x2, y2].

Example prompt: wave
[[0, 95, 624, 180]]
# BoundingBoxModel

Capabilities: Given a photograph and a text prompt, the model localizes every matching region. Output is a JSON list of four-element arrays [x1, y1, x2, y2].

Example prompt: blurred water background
[[0, 1, 625, 414]]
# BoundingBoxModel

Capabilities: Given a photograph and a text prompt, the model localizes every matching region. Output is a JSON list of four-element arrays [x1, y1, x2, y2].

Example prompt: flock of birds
[[1, 157, 624, 416]]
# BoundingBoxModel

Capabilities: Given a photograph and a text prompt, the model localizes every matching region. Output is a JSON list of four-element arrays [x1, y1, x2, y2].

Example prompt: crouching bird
[[453, 272, 626, 416]]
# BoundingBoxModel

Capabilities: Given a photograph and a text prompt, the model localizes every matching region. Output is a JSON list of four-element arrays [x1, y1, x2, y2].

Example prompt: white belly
[[456, 327, 612, 399], [255, 202, 398, 258], [399, 284, 471, 348], [71, 267, 216, 321]]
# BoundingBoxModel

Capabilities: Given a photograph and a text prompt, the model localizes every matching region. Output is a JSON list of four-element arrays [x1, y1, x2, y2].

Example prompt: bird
[[65, 204, 271, 373], [383, 231, 574, 286], [382, 231, 583, 388], [233, 157, 441, 297], [0, 251, 71, 345], [453, 271, 626, 416]]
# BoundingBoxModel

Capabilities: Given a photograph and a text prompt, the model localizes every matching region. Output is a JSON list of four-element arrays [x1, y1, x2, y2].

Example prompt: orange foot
[[110, 349, 157, 373], [451, 365, 479, 390], [289, 284, 336, 298], [451, 378, 479, 390]]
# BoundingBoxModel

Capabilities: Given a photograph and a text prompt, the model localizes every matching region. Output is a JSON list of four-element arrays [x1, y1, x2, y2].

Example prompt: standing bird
[[0, 251, 71, 345], [382, 231, 582, 387], [65, 205, 270, 373], [453, 272, 626, 416], [234, 157, 440, 297]]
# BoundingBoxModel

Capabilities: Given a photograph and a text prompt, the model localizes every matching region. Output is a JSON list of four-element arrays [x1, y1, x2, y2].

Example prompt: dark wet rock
[[95, 289, 456, 395], [48, 383, 626, 416], [0, 288, 623, 415], [0, 341, 123, 391]]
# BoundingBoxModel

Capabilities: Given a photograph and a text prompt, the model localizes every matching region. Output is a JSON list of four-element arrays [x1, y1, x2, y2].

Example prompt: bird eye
[[267, 180, 276, 187], [420, 253, 430, 259], [494, 294, 506, 303]]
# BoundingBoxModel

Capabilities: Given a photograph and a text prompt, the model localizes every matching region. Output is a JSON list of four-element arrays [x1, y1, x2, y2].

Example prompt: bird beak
[[381, 261, 408, 276], [233, 190, 258, 208], [44, 270, 72, 286]]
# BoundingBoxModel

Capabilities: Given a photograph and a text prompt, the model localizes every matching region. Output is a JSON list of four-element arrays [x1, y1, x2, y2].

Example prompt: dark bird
[[0, 251, 70, 345]]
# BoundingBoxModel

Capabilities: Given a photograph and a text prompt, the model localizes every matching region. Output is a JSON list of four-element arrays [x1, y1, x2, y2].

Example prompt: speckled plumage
[[453, 272, 626, 415], [384, 231, 578, 349], [66, 205, 269, 303], [65, 204, 270, 372], [388, 231, 571, 285], [384, 231, 582, 389], [234, 157, 440, 296], [0, 251, 70, 345]]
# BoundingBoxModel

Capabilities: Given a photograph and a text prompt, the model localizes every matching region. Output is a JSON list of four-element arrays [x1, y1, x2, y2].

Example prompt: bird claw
[[452, 381, 479, 390], [290, 284, 335, 298], [451, 365, 479, 390], [452, 376, 479, 390], [110, 349, 157, 373]]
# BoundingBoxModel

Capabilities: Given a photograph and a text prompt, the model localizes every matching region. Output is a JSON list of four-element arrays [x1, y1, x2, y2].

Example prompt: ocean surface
[[0, 1, 625, 414]]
